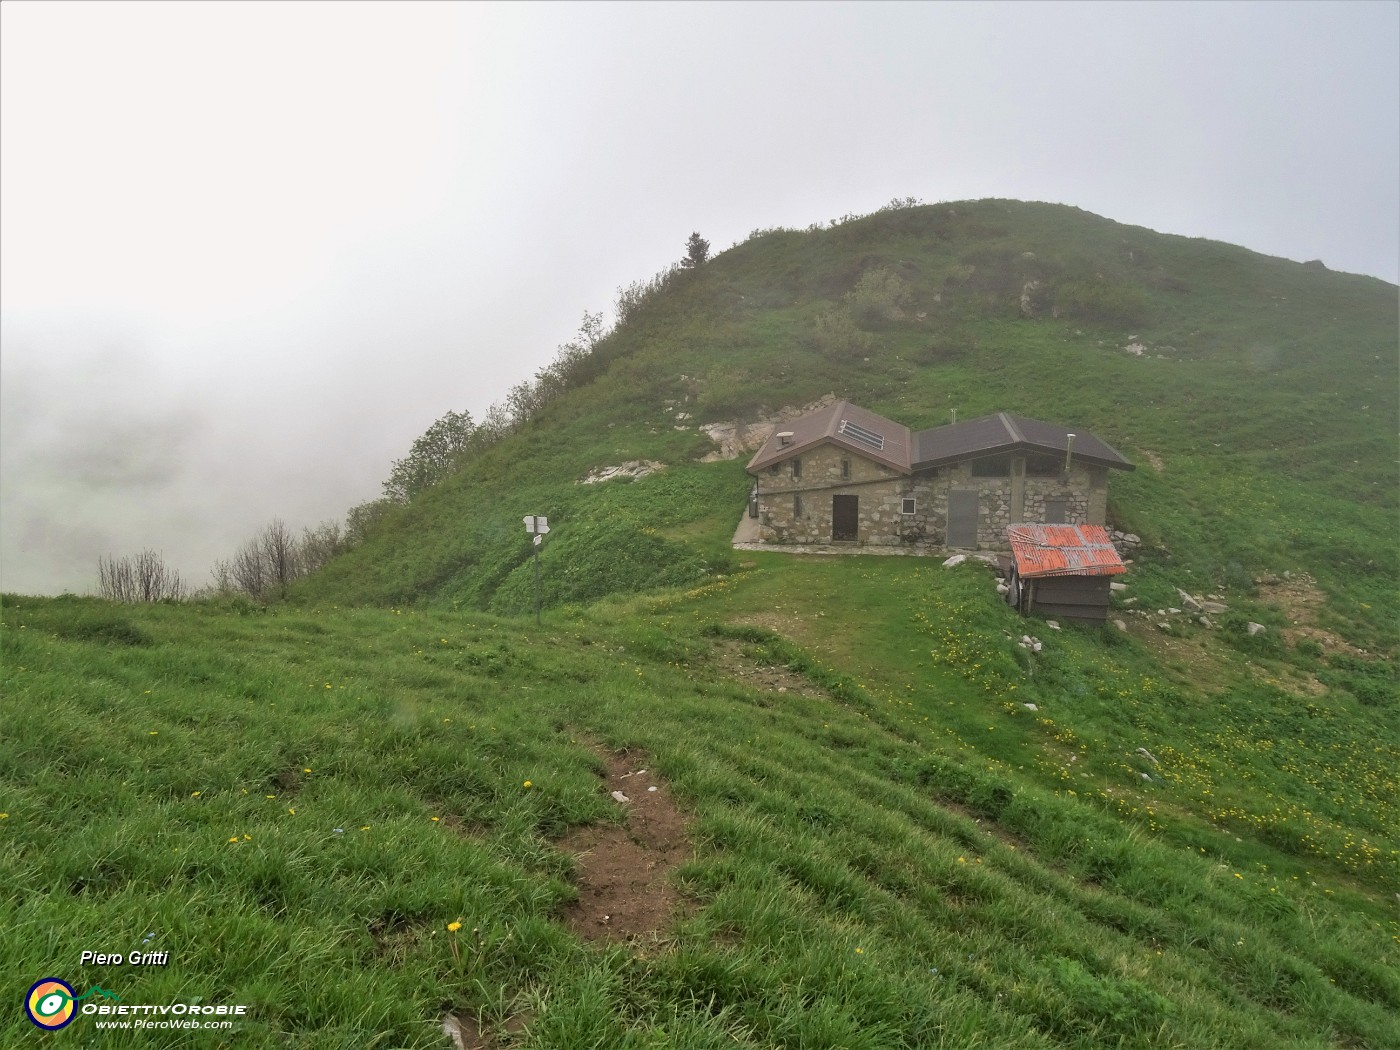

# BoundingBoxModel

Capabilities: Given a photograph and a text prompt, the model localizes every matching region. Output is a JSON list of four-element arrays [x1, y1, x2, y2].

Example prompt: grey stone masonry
[[755, 441, 1104, 550]]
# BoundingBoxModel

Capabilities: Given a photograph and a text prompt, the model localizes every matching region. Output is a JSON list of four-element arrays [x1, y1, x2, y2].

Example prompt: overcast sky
[[2, 0, 1397, 595]]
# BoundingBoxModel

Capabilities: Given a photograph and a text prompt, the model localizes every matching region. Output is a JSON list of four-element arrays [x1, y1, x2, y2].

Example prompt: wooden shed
[[1005, 523, 1125, 625]]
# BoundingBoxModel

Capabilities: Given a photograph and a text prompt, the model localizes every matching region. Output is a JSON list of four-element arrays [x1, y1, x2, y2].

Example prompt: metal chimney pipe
[[1064, 433, 1076, 475]]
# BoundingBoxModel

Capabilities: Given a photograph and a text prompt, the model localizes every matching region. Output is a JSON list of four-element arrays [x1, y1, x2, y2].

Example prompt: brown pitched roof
[[913, 412, 1134, 471], [746, 400, 911, 474]]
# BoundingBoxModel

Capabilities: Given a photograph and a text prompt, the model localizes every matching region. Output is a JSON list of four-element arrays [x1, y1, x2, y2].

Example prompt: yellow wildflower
[[447, 921, 462, 932]]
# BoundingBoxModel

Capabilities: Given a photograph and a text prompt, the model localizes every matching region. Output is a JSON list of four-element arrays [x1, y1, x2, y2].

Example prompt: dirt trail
[[558, 747, 692, 944]]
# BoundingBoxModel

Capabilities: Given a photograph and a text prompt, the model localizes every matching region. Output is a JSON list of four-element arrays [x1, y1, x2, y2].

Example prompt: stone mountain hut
[[745, 400, 1134, 550]]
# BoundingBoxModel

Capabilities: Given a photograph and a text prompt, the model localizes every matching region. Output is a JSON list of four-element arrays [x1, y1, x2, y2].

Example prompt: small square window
[[901, 497, 917, 515]]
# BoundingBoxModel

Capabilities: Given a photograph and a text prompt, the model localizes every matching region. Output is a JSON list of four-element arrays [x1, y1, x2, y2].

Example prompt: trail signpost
[[523, 516, 549, 624]]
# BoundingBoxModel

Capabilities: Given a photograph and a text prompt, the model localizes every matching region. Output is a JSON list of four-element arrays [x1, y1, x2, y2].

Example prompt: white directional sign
[[523, 515, 550, 535]]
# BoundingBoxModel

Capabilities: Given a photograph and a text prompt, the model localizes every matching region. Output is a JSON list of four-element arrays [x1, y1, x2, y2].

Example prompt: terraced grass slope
[[2, 582, 1396, 1047]]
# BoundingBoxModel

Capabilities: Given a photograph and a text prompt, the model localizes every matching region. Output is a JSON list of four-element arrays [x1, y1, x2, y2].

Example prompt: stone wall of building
[[756, 442, 906, 544], [755, 444, 1103, 549]]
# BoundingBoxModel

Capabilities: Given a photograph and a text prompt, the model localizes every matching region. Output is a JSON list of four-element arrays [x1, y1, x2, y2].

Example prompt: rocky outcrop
[[698, 395, 837, 462], [578, 460, 666, 484]]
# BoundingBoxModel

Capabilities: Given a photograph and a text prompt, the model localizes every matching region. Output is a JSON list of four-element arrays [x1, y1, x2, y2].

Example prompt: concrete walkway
[[729, 514, 944, 558]]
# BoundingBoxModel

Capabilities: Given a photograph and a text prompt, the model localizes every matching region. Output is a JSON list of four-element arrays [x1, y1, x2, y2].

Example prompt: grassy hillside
[[3, 584, 1396, 1047], [4, 201, 1397, 1047], [299, 199, 1397, 649]]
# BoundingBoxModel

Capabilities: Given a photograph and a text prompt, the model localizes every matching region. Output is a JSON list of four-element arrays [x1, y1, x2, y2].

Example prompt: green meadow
[[3, 563, 1396, 1047]]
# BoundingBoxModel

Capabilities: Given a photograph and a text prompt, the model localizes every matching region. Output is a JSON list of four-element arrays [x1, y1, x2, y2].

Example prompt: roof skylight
[[838, 419, 885, 451]]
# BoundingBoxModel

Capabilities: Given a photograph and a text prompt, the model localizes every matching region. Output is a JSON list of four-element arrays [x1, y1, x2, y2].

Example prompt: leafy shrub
[[845, 266, 912, 329], [1054, 279, 1150, 328], [382, 409, 477, 504], [615, 264, 683, 327], [1294, 638, 1324, 659], [806, 308, 871, 357], [1318, 653, 1397, 708]]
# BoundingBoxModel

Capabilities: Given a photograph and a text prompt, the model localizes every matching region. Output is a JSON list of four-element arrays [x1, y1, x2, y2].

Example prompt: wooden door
[[831, 495, 859, 541]]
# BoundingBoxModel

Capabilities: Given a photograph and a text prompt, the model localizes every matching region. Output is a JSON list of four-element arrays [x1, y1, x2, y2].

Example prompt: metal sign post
[[523, 516, 550, 625]]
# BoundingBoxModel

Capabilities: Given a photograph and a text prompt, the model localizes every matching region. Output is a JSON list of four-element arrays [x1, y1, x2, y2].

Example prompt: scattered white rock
[[1110, 582, 1127, 592], [442, 1014, 472, 1050], [579, 460, 666, 484], [648, 786, 658, 793], [942, 554, 968, 568], [1246, 622, 1268, 636], [1177, 590, 1203, 612], [1112, 620, 1127, 631], [610, 790, 631, 804], [1123, 342, 1147, 356], [1023, 703, 1039, 712], [1201, 601, 1228, 614], [1045, 621, 1060, 630]]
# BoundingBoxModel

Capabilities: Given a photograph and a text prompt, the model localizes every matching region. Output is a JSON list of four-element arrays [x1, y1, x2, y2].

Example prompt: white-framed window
[[901, 497, 917, 515]]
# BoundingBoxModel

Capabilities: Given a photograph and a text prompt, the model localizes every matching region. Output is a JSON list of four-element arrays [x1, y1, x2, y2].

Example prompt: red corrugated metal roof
[[1007, 524, 1126, 578]]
